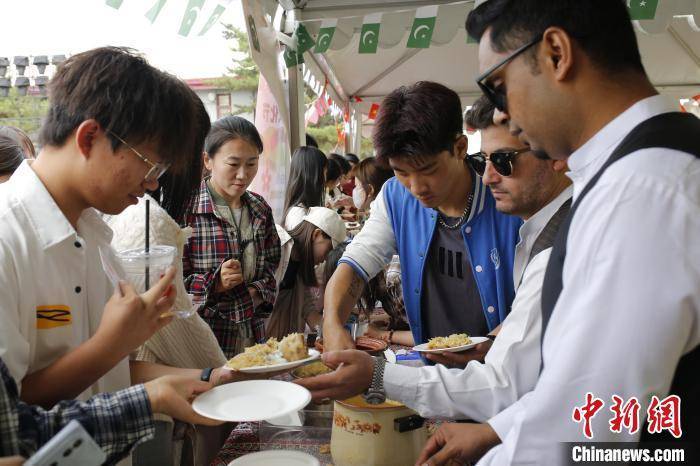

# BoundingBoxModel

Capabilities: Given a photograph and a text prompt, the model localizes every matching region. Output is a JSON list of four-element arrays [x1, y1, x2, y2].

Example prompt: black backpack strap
[[527, 198, 571, 265], [541, 112, 700, 341], [538, 111, 700, 451]]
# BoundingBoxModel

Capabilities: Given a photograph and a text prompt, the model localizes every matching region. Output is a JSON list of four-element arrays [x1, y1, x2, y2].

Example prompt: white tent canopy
[[246, 0, 700, 152]]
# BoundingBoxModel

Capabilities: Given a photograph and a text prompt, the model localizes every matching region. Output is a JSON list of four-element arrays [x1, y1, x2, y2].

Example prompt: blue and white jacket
[[340, 176, 522, 345]]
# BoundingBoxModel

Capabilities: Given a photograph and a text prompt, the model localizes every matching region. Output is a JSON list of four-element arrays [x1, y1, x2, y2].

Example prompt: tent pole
[[284, 7, 306, 152]]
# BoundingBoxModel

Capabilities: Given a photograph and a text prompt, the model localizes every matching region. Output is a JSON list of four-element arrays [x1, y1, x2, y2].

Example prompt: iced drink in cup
[[115, 245, 178, 315]]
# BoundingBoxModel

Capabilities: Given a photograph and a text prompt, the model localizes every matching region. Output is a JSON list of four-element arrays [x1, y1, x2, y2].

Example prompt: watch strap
[[200, 367, 214, 382]]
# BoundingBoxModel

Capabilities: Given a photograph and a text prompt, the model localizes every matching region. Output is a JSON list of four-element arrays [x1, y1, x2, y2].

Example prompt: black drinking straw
[[145, 199, 150, 289]]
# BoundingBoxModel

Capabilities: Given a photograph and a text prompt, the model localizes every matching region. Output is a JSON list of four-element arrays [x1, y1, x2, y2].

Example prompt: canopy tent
[[243, 0, 700, 153]]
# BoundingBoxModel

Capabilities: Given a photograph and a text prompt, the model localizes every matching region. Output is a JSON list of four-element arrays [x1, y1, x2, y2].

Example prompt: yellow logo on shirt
[[36, 305, 72, 329]]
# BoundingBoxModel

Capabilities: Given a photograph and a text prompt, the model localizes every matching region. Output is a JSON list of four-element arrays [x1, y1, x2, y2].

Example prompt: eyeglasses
[[467, 148, 531, 177], [106, 130, 170, 182], [476, 34, 543, 112]]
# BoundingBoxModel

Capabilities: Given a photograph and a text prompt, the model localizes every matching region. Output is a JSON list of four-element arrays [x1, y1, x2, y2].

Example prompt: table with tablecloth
[[211, 344, 422, 466]]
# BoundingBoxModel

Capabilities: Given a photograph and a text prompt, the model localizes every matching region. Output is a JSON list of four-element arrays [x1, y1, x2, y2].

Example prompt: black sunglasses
[[467, 148, 531, 177], [476, 34, 543, 112]]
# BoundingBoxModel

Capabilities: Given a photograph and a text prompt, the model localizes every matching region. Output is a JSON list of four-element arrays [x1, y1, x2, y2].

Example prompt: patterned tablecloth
[[211, 420, 334, 466]]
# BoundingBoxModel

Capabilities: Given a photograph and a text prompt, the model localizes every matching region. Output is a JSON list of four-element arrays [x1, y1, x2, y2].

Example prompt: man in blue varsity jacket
[[321, 81, 521, 357]]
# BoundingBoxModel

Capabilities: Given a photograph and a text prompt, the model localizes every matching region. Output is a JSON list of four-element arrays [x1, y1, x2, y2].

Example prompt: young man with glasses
[[418, 1, 700, 464], [0, 47, 237, 421], [320, 81, 522, 360], [297, 95, 571, 424]]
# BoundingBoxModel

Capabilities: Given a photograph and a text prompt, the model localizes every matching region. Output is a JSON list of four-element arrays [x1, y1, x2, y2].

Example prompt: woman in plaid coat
[[183, 116, 280, 358]]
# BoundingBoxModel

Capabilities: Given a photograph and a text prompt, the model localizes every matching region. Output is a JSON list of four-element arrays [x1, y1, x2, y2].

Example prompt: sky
[[0, 0, 248, 79]]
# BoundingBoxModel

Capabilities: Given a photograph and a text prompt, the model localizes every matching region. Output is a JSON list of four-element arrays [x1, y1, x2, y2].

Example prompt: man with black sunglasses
[[418, 0, 700, 464]]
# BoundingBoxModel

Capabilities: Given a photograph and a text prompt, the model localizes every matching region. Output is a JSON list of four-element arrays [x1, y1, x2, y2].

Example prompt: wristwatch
[[200, 367, 214, 382], [363, 356, 386, 405]]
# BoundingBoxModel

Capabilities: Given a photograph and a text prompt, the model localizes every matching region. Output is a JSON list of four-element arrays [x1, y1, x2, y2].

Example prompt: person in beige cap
[[267, 207, 346, 339]]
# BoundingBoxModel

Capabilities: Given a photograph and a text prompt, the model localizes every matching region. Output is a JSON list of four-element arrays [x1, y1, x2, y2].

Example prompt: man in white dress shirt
[[416, 1, 700, 464], [297, 95, 572, 423]]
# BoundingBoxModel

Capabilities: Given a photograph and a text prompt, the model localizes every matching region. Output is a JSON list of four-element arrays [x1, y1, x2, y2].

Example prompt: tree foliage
[[0, 89, 48, 140], [215, 23, 258, 115]]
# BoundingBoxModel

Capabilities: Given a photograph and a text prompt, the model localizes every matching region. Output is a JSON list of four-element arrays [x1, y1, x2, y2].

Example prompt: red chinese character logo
[[572, 392, 605, 439], [647, 395, 682, 438], [609, 395, 640, 435]]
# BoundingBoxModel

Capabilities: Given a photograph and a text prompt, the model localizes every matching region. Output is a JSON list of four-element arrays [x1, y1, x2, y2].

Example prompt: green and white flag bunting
[[407, 5, 437, 49], [145, 0, 168, 23], [295, 23, 316, 54], [199, 1, 232, 36], [314, 18, 338, 53], [105, 0, 124, 9], [359, 13, 381, 54], [628, 0, 659, 20], [179, 0, 205, 36], [283, 45, 304, 68]]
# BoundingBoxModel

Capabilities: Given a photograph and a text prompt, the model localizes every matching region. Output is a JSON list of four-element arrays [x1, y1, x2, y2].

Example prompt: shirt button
[[465, 226, 472, 234], [487, 305, 495, 313], [414, 288, 419, 294], [74, 241, 82, 248], [418, 251, 424, 258], [475, 265, 483, 273], [75, 286, 82, 293]]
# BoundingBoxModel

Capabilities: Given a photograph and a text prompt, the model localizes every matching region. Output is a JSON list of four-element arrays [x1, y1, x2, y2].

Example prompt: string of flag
[[283, 0, 661, 66], [105, 0, 234, 37]]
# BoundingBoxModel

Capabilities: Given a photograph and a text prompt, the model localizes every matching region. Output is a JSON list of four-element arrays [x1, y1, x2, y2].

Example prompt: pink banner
[[249, 75, 290, 223]]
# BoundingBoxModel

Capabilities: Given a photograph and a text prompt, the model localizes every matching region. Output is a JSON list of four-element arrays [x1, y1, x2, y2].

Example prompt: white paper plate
[[413, 336, 490, 353], [192, 380, 311, 423], [224, 349, 321, 374], [228, 450, 320, 466]]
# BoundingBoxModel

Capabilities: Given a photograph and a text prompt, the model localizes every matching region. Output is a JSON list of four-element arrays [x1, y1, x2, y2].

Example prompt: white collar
[[566, 95, 677, 193], [519, 185, 573, 245], [10, 160, 113, 249]]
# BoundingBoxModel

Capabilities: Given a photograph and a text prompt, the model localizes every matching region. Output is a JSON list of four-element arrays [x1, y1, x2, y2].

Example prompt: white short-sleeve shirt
[[0, 161, 130, 399]]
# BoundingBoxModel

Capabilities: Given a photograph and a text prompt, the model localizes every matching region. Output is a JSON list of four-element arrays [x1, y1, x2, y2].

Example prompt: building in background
[[185, 78, 255, 122]]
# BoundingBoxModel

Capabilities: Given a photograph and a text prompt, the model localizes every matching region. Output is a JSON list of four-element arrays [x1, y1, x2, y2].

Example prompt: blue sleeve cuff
[[338, 257, 370, 282]]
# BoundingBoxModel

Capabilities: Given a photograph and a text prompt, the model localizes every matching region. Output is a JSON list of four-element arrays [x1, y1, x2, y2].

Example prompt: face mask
[[352, 185, 367, 209]]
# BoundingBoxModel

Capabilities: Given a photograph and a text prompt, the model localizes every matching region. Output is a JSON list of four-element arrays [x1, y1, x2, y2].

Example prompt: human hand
[[415, 422, 501, 466], [144, 375, 221, 426], [96, 267, 176, 353], [294, 350, 373, 401], [321, 322, 355, 352], [0, 457, 25, 466], [424, 340, 493, 368], [216, 259, 243, 292]]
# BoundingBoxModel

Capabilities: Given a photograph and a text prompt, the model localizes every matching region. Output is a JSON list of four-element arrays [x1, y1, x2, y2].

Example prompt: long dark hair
[[283, 146, 327, 220], [148, 96, 211, 223], [288, 220, 329, 287], [323, 243, 404, 327], [0, 135, 25, 177], [329, 153, 351, 175]]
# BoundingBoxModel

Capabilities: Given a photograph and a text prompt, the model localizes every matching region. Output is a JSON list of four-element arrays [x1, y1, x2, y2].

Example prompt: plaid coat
[[183, 180, 280, 355]]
